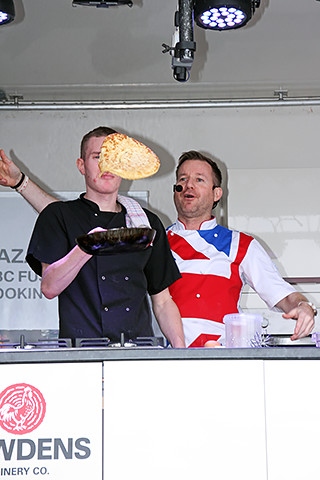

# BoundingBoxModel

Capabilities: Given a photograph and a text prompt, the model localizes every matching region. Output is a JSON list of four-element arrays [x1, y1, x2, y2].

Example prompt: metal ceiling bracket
[[274, 89, 288, 101], [9, 94, 24, 105], [72, 1, 133, 7]]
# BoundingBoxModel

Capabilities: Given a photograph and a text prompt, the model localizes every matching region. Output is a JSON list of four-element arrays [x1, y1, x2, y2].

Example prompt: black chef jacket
[[26, 194, 181, 342]]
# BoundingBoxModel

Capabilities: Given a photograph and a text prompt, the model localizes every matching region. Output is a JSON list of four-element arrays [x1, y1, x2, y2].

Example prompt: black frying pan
[[76, 227, 156, 255]]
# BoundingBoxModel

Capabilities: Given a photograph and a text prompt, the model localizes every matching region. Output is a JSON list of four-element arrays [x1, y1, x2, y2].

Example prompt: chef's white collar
[[175, 217, 217, 231]]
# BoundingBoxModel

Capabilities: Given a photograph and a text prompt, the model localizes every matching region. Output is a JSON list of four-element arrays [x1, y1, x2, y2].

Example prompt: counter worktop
[[0, 345, 320, 363]]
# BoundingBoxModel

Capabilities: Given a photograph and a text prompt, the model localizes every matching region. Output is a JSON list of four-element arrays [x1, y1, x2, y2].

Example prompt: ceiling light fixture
[[0, 0, 15, 25], [194, 0, 260, 31], [72, 1, 133, 7]]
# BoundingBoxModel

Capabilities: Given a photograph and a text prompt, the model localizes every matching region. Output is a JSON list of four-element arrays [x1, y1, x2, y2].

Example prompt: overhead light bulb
[[194, 0, 260, 31], [0, 0, 15, 25]]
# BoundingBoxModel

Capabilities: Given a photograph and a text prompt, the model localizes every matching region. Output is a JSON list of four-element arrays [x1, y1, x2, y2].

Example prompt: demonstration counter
[[0, 346, 318, 480]]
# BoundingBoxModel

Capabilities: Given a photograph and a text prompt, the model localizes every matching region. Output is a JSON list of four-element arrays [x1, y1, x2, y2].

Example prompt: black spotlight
[[194, 0, 260, 31], [0, 0, 15, 25]]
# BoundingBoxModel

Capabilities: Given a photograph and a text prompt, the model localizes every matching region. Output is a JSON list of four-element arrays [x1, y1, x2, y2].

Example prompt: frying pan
[[76, 227, 156, 255]]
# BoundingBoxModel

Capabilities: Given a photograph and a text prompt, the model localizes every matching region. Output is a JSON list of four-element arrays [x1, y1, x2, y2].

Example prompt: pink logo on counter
[[0, 383, 46, 435]]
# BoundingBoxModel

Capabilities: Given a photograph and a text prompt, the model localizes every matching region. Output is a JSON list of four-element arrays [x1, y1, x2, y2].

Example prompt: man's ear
[[76, 157, 85, 175], [213, 186, 223, 201]]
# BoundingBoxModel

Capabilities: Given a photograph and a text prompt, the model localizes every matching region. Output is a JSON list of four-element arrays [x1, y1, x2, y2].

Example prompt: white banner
[[0, 362, 103, 479], [0, 192, 58, 331]]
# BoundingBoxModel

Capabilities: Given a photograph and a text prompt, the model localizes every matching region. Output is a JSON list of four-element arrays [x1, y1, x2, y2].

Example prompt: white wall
[[2, 105, 319, 235], [1, 105, 320, 332]]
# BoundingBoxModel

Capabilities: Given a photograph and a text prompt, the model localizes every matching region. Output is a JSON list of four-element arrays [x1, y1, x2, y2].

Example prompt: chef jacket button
[[104, 306, 109, 312], [124, 276, 129, 281], [94, 213, 98, 217], [125, 307, 130, 312], [101, 275, 106, 280], [196, 293, 201, 298]]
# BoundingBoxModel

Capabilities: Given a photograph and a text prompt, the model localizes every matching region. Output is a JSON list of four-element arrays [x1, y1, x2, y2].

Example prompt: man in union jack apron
[[167, 150, 315, 347]]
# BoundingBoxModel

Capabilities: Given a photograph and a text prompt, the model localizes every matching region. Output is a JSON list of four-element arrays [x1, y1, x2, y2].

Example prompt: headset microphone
[[173, 184, 183, 192]]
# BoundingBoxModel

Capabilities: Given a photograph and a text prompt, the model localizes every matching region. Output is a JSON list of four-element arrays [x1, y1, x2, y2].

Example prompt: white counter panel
[[103, 359, 267, 480], [0, 363, 103, 479], [264, 360, 319, 480]]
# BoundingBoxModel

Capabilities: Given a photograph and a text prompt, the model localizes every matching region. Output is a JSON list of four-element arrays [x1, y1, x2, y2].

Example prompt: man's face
[[174, 159, 221, 222], [77, 135, 122, 194]]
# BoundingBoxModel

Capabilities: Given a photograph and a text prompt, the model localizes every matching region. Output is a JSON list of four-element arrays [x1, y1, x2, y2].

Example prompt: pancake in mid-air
[[99, 133, 160, 180]]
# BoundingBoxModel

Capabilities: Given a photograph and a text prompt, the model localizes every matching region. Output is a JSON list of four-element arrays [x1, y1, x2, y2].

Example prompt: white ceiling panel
[[1, 0, 320, 102]]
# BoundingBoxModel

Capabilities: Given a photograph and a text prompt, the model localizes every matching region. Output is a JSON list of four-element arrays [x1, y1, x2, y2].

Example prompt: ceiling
[[1, 0, 320, 103]]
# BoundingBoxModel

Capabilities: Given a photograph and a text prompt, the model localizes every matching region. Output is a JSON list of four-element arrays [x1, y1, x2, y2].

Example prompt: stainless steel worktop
[[0, 346, 320, 364]]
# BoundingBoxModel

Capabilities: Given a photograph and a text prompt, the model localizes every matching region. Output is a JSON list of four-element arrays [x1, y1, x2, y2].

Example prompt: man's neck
[[84, 190, 120, 212]]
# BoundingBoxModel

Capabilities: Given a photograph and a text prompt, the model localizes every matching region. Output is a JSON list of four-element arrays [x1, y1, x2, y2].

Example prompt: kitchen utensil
[[223, 313, 263, 348], [75, 227, 156, 255]]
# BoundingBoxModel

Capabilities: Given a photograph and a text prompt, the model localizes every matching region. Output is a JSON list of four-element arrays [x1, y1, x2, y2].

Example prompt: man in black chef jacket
[[0, 127, 185, 347]]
